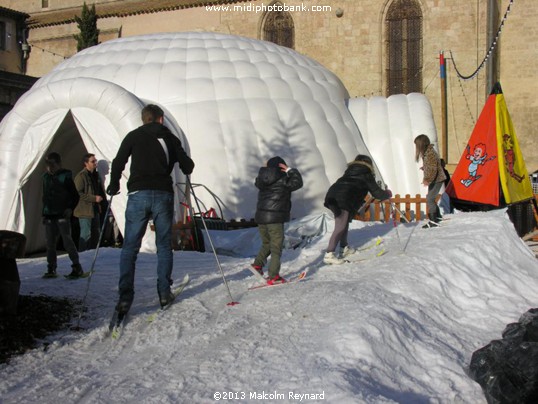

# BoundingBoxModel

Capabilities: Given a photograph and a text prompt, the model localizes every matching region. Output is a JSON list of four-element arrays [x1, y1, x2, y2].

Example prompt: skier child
[[251, 156, 303, 285]]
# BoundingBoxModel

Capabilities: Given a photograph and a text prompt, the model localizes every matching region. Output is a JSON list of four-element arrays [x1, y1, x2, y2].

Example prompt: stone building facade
[[0, 6, 37, 121], [4, 0, 537, 172]]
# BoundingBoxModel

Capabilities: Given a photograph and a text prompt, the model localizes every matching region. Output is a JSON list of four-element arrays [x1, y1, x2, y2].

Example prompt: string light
[[28, 43, 69, 59], [450, 0, 514, 81]]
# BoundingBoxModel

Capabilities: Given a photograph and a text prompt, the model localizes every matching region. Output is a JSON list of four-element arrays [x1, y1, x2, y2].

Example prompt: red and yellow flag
[[446, 83, 532, 206]]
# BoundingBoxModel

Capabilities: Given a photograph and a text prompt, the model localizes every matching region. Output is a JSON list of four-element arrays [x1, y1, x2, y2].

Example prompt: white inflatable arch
[[0, 77, 165, 252]]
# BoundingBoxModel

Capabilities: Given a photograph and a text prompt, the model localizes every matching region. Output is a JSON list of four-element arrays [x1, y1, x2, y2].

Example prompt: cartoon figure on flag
[[460, 143, 496, 187], [502, 133, 525, 182]]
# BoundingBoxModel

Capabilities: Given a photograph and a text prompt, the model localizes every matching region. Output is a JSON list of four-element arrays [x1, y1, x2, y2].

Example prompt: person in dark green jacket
[[42, 152, 84, 278]]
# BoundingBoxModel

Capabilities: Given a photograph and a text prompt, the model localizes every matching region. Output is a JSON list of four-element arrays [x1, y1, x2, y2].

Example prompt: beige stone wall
[[109, 8, 224, 37], [27, 23, 77, 75], [3, 0, 115, 14], [20, 0, 538, 172], [499, 0, 538, 173], [2, 1, 42, 14]]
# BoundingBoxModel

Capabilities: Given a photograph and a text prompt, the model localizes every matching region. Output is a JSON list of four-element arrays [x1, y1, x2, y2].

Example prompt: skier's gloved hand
[[106, 184, 120, 196]]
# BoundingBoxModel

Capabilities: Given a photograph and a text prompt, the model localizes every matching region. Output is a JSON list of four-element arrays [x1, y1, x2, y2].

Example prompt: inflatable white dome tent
[[0, 32, 438, 253]]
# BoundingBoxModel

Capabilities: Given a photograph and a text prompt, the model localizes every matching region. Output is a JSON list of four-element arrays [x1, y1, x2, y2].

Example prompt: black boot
[[115, 300, 132, 315], [43, 265, 58, 278], [66, 263, 84, 279], [422, 213, 441, 229], [434, 206, 442, 223], [158, 289, 176, 309]]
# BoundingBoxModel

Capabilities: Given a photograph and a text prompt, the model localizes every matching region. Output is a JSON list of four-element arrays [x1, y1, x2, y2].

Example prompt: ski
[[331, 247, 387, 265], [421, 221, 442, 229], [348, 248, 387, 262], [248, 269, 308, 291], [64, 272, 91, 280], [107, 274, 190, 339], [343, 237, 386, 261], [356, 236, 383, 252], [147, 274, 190, 323], [108, 310, 128, 340], [247, 265, 267, 282]]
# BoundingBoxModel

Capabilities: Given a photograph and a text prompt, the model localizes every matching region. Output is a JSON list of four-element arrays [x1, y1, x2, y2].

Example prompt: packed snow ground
[[1, 209, 537, 404]]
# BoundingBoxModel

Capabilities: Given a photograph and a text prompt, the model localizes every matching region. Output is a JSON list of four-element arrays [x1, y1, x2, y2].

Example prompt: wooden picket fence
[[355, 194, 440, 223]]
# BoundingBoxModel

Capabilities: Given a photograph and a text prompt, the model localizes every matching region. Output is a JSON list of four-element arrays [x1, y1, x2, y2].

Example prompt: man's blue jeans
[[118, 190, 174, 309], [78, 215, 99, 252]]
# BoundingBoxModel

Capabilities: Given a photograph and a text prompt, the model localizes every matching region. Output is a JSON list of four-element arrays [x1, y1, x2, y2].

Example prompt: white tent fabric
[[0, 32, 438, 253], [348, 93, 439, 197], [0, 78, 149, 251]]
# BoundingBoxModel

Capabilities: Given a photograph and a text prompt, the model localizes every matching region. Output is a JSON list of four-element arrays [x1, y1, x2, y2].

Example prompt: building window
[[0, 22, 5, 51], [385, 0, 423, 95], [261, 2, 294, 49], [42, 0, 49, 8]]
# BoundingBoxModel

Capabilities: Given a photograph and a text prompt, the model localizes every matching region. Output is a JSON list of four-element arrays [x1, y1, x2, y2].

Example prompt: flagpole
[[440, 51, 448, 163]]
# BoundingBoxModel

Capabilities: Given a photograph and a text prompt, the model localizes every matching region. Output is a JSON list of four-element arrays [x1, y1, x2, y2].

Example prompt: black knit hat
[[354, 154, 372, 165], [45, 152, 61, 165], [267, 156, 286, 168]]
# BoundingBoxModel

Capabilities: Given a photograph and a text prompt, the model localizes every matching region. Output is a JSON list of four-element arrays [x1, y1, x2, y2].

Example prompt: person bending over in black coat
[[323, 154, 391, 265], [251, 156, 303, 285]]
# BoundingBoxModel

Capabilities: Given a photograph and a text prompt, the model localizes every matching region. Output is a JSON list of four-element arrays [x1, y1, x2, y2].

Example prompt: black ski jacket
[[254, 167, 303, 224], [324, 161, 390, 216]]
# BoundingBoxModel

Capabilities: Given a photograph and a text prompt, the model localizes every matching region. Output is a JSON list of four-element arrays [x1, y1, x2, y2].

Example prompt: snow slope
[[1, 210, 537, 403]]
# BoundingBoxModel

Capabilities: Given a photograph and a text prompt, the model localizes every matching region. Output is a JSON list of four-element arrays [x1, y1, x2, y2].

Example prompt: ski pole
[[402, 220, 418, 253], [73, 195, 114, 330], [390, 202, 410, 223], [357, 194, 374, 218], [187, 176, 239, 306], [387, 199, 403, 251], [388, 200, 416, 252]]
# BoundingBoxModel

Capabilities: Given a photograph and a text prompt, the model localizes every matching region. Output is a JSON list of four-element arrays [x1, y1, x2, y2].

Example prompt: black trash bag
[[468, 308, 538, 404], [0, 231, 26, 316]]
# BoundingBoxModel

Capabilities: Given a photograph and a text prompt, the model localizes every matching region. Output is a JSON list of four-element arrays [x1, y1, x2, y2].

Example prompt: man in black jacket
[[251, 156, 303, 285], [107, 104, 194, 315]]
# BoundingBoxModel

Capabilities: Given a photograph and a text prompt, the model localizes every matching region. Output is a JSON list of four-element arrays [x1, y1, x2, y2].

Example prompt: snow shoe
[[43, 266, 58, 279], [341, 245, 356, 258], [323, 251, 345, 265], [267, 274, 286, 285], [65, 263, 85, 279], [422, 213, 441, 229], [422, 220, 441, 229], [159, 290, 176, 309], [115, 300, 132, 316]]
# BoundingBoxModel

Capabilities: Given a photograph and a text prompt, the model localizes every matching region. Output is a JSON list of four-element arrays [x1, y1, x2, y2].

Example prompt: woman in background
[[414, 134, 446, 228]]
